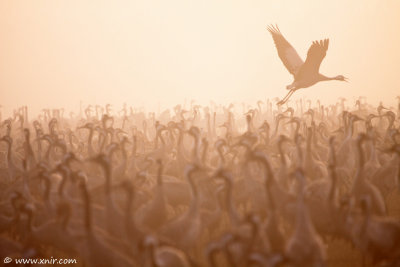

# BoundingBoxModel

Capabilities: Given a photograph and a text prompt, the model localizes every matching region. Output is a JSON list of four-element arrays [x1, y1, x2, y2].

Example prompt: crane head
[[336, 75, 349, 82]]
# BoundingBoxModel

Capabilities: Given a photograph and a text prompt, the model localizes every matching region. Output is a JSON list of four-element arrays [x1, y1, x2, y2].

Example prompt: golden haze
[[0, 0, 399, 115]]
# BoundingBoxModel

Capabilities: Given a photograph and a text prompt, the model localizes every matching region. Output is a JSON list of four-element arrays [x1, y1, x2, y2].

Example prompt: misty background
[[1, 0, 399, 117]]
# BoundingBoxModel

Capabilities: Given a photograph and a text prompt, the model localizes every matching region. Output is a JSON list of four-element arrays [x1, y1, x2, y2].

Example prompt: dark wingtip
[[267, 24, 281, 34]]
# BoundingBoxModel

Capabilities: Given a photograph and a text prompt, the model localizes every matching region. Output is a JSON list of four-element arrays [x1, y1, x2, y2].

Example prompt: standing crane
[[267, 25, 348, 105]]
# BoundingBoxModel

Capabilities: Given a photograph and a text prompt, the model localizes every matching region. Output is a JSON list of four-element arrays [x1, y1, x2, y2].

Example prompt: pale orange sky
[[0, 0, 399, 116]]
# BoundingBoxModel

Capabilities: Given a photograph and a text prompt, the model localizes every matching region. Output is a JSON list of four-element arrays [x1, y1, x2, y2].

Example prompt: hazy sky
[[1, 0, 399, 116]]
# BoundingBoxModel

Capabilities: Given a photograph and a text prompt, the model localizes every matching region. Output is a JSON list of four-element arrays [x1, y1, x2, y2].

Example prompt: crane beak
[[343, 77, 349, 82]]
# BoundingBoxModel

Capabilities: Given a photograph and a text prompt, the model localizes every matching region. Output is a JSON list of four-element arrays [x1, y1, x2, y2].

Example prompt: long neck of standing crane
[[306, 128, 312, 161], [278, 140, 286, 167], [263, 161, 277, 212], [102, 163, 112, 195], [80, 181, 92, 233], [4, 140, 12, 165], [346, 118, 355, 140], [387, 116, 394, 132], [206, 114, 211, 139], [187, 169, 199, 218], [273, 117, 281, 138], [293, 121, 299, 140], [395, 153, 400, 192], [87, 127, 94, 155], [355, 139, 366, 186], [328, 143, 337, 204], [224, 176, 240, 226], [201, 140, 208, 165]]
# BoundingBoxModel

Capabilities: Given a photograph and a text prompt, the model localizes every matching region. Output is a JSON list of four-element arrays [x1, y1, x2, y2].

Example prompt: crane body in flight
[[268, 25, 348, 105]]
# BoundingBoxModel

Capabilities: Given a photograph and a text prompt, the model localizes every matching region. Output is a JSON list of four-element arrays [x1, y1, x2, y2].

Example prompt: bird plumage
[[267, 25, 304, 76], [267, 25, 346, 105], [298, 39, 329, 78]]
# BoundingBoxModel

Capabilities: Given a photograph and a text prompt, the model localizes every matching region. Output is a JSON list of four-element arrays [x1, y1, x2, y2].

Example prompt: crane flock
[[0, 97, 400, 267]]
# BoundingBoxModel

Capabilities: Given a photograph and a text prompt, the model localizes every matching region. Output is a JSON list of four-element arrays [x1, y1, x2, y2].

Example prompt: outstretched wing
[[267, 25, 304, 76], [301, 39, 329, 74]]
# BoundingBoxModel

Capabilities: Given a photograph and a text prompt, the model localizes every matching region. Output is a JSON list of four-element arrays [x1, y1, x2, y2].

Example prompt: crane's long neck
[[278, 140, 286, 167], [396, 155, 400, 191], [80, 182, 92, 233], [319, 74, 338, 81], [346, 118, 355, 140], [187, 171, 199, 218], [306, 128, 312, 161], [4, 141, 12, 165], [354, 140, 365, 186], [87, 128, 94, 155]]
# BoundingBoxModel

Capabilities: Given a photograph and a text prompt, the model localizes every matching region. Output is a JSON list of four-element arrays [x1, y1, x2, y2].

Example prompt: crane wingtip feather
[[267, 24, 281, 35]]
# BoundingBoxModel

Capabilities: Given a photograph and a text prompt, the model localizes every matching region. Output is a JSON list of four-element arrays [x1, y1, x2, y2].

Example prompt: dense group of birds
[[0, 97, 400, 267]]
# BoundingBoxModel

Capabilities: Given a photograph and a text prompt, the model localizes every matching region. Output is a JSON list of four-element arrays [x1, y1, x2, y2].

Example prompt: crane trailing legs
[[278, 89, 296, 106]]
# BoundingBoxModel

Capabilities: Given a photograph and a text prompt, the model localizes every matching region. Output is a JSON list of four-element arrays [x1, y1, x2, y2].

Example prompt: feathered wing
[[267, 25, 304, 76], [300, 39, 329, 75]]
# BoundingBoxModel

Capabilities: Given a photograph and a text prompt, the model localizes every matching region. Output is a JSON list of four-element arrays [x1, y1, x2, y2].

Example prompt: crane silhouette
[[268, 25, 348, 105]]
